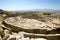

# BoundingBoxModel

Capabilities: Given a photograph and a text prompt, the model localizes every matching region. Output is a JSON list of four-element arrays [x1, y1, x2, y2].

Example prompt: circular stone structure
[[2, 16, 60, 34]]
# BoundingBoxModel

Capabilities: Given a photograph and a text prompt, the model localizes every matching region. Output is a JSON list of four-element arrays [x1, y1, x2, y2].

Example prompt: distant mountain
[[1, 9, 60, 13], [27, 9, 60, 12], [11, 9, 60, 13]]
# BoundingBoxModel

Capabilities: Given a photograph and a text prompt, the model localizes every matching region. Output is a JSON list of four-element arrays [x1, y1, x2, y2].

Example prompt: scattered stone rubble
[[4, 17, 47, 29]]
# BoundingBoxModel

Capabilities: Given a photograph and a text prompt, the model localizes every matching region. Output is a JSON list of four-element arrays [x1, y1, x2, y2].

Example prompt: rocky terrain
[[0, 9, 60, 40]]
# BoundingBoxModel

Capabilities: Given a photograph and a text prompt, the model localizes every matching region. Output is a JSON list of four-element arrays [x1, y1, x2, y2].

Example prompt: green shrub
[[43, 12, 51, 15]]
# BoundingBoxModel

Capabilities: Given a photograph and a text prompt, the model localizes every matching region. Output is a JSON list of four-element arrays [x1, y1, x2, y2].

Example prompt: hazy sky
[[0, 0, 60, 11]]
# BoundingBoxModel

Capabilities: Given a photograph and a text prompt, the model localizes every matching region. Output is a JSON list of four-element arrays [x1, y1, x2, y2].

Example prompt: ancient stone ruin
[[1, 16, 60, 40]]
